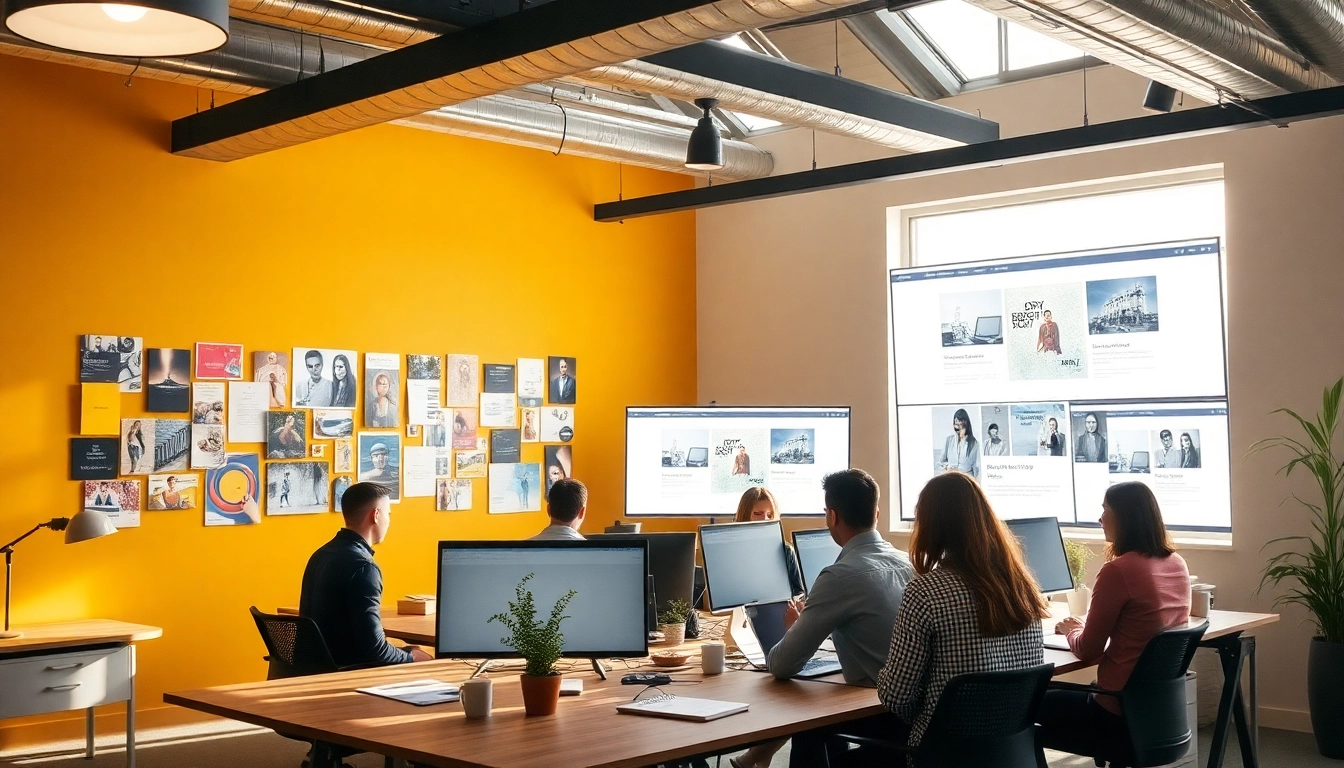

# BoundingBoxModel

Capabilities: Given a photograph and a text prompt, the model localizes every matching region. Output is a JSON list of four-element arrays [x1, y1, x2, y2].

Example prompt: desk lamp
[[1, 509, 117, 639]]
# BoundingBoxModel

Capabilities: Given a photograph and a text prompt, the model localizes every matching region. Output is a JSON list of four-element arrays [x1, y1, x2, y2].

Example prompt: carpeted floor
[[1, 719, 1337, 768]]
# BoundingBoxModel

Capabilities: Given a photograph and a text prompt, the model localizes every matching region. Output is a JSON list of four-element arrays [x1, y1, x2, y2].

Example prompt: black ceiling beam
[[594, 85, 1344, 222], [336, 0, 557, 32], [172, 0, 730, 155], [640, 41, 999, 145], [759, 0, 932, 31]]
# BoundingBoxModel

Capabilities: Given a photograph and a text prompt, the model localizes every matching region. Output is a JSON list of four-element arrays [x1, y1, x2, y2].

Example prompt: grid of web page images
[[890, 238, 1231, 531]]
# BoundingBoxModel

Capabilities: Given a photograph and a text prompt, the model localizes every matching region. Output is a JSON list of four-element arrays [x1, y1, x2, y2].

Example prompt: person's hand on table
[[783, 596, 806, 629], [405, 645, 433, 662], [1055, 616, 1083, 636]]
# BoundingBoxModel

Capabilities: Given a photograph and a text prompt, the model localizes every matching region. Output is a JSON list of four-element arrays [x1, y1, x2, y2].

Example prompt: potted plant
[[656, 599, 692, 647], [1252, 377, 1344, 758], [1063, 538, 1096, 615], [488, 573, 576, 717]]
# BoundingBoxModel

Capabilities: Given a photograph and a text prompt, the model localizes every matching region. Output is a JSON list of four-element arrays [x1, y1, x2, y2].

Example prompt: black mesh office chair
[[832, 663, 1055, 768], [249, 607, 394, 768], [1040, 621, 1207, 767]]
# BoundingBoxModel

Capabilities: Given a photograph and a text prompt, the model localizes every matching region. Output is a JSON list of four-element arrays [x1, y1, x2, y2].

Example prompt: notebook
[[1043, 634, 1072, 651], [356, 679, 460, 706], [616, 695, 748, 722]]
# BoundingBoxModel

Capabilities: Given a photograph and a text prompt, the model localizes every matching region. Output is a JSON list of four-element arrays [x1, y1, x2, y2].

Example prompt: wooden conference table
[[178, 607, 1274, 768]]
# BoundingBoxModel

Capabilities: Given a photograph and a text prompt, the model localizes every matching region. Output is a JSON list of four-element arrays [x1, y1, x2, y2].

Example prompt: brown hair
[[547, 478, 588, 524], [735, 487, 780, 522], [909, 472, 1048, 636], [1104, 482, 1176, 559]]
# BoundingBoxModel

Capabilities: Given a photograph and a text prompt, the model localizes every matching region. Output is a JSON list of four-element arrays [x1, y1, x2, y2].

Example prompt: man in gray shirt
[[767, 468, 913, 768], [530, 478, 587, 541]]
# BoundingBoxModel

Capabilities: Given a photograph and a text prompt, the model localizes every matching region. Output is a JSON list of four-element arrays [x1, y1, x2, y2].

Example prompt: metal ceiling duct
[[174, 0, 883, 161], [1242, 0, 1344, 82], [0, 20, 773, 178], [964, 0, 1335, 102], [574, 59, 963, 152], [227, 0, 439, 47]]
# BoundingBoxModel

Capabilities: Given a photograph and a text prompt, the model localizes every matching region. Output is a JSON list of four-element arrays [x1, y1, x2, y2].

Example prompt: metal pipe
[[1243, 0, 1344, 82]]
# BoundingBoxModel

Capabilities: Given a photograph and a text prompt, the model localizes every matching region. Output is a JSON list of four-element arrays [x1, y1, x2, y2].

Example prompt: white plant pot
[[1066, 585, 1092, 615]]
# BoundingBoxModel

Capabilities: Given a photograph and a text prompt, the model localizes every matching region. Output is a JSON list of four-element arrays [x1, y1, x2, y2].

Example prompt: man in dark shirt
[[299, 482, 431, 667]]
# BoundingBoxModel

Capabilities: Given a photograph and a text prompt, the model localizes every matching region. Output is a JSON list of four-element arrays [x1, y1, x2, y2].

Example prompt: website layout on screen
[[890, 239, 1230, 531], [625, 407, 851, 517]]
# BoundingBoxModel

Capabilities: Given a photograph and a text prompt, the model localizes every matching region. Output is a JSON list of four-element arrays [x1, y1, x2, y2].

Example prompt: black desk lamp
[[1, 510, 118, 639]]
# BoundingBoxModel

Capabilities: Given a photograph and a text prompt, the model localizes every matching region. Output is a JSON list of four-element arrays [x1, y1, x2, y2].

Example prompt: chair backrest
[[1118, 620, 1208, 766], [249, 606, 341, 680], [918, 663, 1055, 768]]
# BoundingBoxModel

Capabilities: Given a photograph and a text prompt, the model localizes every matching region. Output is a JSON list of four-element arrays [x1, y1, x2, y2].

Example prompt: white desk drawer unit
[[0, 645, 133, 719]]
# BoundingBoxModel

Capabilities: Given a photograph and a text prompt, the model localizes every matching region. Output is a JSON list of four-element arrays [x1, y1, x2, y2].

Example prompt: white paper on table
[[517, 357, 544, 405], [480, 393, 517, 428], [403, 446, 438, 498], [407, 380, 441, 425], [228, 382, 270, 443], [541, 406, 574, 443]]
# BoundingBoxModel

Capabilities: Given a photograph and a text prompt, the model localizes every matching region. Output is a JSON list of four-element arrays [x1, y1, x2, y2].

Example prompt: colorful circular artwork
[[208, 461, 257, 512]]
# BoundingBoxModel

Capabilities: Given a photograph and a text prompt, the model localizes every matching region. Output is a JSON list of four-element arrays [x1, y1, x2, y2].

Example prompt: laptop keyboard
[[797, 657, 843, 678]]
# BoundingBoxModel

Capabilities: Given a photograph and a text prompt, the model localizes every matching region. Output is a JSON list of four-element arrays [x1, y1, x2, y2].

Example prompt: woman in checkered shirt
[[876, 472, 1049, 745]]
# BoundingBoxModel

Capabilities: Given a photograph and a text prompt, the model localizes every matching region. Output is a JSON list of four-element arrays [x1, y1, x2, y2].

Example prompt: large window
[[889, 178, 1231, 535]]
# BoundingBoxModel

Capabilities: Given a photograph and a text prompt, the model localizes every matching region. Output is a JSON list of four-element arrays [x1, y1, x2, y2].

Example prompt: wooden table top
[[0, 619, 163, 655], [166, 662, 883, 768]]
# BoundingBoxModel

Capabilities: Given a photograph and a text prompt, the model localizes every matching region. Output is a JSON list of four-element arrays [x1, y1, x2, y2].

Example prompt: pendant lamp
[[685, 97, 724, 172], [4, 0, 228, 57]]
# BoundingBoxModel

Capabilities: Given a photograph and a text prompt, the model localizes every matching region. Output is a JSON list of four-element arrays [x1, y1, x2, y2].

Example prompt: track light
[[4, 0, 229, 56], [685, 97, 724, 172], [1142, 81, 1178, 113]]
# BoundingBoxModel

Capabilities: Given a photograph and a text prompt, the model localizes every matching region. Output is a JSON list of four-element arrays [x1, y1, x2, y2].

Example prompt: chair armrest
[[1047, 680, 1118, 699], [831, 733, 915, 755]]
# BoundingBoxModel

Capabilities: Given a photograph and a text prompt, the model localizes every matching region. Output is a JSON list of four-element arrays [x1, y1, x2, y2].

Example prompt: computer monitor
[[973, 315, 1003, 343], [587, 532, 696, 629], [791, 528, 842, 595], [1004, 517, 1075, 595], [1130, 451, 1151, 472], [699, 521, 794, 612], [435, 540, 649, 659]]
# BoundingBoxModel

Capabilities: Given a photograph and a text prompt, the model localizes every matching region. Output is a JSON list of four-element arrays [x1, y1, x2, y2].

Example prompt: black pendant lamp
[[685, 97, 724, 172], [4, 0, 228, 56]]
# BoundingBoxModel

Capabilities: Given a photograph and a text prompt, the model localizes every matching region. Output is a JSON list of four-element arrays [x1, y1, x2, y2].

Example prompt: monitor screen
[[699, 521, 794, 612], [791, 528, 842, 595], [625, 406, 852, 517], [435, 541, 648, 659], [889, 238, 1231, 532], [585, 532, 696, 617], [1005, 517, 1074, 595]]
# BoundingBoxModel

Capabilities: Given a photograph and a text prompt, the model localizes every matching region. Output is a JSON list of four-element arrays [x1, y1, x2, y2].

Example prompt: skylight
[[717, 33, 784, 133], [904, 0, 1082, 83]]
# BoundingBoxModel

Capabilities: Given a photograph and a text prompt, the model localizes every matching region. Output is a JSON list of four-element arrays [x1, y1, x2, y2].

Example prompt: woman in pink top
[[1036, 482, 1191, 752]]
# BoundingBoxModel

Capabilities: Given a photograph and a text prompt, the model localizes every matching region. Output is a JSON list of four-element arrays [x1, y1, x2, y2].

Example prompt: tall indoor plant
[[489, 573, 576, 716], [1252, 376, 1344, 757]]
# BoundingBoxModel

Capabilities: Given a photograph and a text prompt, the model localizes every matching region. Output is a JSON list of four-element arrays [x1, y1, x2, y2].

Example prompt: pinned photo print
[[115, 336, 143, 392], [425, 410, 448, 447], [267, 410, 308, 459], [121, 418, 189, 475], [455, 450, 487, 479], [83, 479, 141, 528], [149, 473, 197, 510], [437, 479, 472, 511], [451, 408, 478, 450], [547, 356, 576, 404], [205, 453, 261, 526], [312, 409, 354, 439], [146, 348, 191, 413], [333, 475, 353, 510], [447, 354, 480, 407], [293, 348, 358, 409], [358, 433, 401, 500], [407, 354, 442, 381], [192, 382, 225, 424], [255, 350, 290, 407], [545, 445, 572, 493], [196, 342, 244, 380], [80, 334, 120, 383], [365, 353, 400, 428], [192, 423, 226, 469], [334, 437, 354, 474], [267, 460, 329, 514], [488, 463, 542, 513], [521, 407, 539, 442]]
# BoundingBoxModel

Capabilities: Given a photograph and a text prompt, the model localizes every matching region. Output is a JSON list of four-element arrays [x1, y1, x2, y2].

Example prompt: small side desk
[[0, 619, 162, 768]]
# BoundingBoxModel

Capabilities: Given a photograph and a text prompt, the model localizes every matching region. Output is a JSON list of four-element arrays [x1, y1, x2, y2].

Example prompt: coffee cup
[[460, 678, 493, 718], [701, 641, 726, 675], [1191, 587, 1212, 618]]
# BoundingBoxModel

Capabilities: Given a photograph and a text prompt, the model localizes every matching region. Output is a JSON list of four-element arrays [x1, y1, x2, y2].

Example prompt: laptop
[[739, 600, 843, 679]]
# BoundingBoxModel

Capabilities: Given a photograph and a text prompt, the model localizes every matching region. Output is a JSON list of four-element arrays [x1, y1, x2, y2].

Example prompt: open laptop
[[738, 600, 843, 679]]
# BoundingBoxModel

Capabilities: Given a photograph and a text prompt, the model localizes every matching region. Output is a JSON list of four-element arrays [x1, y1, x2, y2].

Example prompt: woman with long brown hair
[[1036, 481, 1189, 756], [876, 472, 1048, 745]]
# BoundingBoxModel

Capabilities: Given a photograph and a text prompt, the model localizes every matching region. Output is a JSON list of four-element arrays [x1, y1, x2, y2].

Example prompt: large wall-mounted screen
[[625, 406, 851, 517], [890, 239, 1230, 531]]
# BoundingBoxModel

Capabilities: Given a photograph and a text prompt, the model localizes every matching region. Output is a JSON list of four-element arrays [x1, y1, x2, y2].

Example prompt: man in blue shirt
[[300, 482, 430, 667]]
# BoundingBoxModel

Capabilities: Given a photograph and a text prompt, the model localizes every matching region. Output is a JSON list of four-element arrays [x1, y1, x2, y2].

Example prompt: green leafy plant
[[1063, 539, 1095, 588], [656, 599, 692, 626], [1251, 377, 1344, 644], [488, 573, 577, 677]]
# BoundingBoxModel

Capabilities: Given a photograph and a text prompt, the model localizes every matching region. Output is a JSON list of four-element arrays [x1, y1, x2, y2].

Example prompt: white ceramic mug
[[701, 641, 726, 675], [460, 678, 493, 718], [1191, 588, 1212, 618]]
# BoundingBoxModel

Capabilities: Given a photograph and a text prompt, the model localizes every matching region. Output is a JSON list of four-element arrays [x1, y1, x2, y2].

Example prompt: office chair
[[1039, 621, 1207, 767], [249, 607, 395, 768], [830, 664, 1054, 767]]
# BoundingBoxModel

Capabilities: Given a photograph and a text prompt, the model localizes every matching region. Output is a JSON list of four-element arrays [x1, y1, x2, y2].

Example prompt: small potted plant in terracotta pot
[[488, 573, 576, 717]]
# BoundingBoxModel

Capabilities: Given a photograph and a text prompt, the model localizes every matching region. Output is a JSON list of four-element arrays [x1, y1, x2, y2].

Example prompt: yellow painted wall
[[0, 55, 697, 746]]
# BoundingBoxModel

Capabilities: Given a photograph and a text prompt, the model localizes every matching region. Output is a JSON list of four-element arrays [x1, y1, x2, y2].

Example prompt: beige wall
[[698, 65, 1344, 728]]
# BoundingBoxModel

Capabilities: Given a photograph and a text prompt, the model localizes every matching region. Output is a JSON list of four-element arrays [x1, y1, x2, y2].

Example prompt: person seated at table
[[300, 482, 431, 667], [1036, 481, 1190, 756], [530, 478, 587, 540], [735, 486, 805, 596], [876, 472, 1048, 749], [762, 468, 914, 768]]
